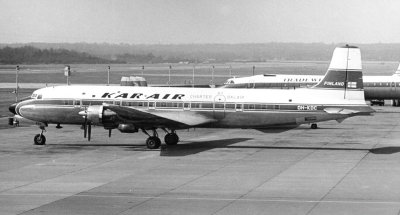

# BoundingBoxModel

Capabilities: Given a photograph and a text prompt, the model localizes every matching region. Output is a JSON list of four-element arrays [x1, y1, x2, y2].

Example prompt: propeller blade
[[108, 129, 112, 138], [88, 122, 92, 141], [83, 117, 87, 138]]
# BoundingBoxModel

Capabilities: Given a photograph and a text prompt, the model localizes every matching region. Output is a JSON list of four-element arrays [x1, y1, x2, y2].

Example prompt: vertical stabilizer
[[313, 45, 363, 94]]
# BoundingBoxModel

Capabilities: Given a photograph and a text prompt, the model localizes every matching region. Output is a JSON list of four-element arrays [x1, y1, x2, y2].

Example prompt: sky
[[1, 0, 400, 44]]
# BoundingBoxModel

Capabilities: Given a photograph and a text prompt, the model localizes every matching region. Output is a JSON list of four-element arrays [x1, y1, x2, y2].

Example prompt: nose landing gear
[[34, 126, 46, 145]]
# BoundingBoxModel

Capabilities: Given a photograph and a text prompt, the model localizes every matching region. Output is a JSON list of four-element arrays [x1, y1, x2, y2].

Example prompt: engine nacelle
[[118, 124, 138, 133], [86, 106, 104, 124], [80, 106, 118, 128], [102, 109, 118, 129]]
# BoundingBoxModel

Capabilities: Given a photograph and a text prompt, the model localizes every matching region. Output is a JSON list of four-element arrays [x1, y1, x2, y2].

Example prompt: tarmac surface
[[1, 106, 400, 215]]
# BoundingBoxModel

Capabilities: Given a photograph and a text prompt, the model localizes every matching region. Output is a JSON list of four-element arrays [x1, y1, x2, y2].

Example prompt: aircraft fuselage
[[223, 74, 400, 100], [14, 85, 372, 130]]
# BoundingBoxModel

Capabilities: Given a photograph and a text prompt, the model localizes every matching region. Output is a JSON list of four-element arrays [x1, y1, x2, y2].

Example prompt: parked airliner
[[223, 63, 400, 104], [9, 45, 374, 149]]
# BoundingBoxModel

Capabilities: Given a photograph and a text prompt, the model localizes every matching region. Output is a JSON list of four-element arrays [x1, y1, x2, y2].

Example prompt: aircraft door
[[213, 94, 226, 120], [148, 101, 155, 110], [235, 104, 243, 112], [183, 102, 190, 111], [74, 100, 81, 107]]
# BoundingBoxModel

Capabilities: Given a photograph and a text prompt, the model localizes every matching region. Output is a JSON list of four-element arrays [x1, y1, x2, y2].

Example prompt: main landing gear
[[163, 129, 179, 146], [34, 125, 46, 145], [141, 128, 179, 149], [311, 123, 318, 129]]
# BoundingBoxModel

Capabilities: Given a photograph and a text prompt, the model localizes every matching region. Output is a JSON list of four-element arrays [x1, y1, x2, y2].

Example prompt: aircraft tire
[[311, 123, 318, 129], [34, 134, 46, 145], [146, 137, 161, 149], [165, 133, 179, 145]]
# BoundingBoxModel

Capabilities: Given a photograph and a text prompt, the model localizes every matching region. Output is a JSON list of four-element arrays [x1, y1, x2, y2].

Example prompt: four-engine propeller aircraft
[[9, 45, 374, 149]]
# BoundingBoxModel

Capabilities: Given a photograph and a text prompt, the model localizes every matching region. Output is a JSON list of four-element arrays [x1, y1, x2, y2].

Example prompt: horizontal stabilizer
[[324, 108, 360, 115]]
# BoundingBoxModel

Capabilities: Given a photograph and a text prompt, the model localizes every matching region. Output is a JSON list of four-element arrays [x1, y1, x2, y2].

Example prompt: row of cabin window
[[129, 102, 279, 110], [364, 82, 400, 87], [57, 100, 281, 110]]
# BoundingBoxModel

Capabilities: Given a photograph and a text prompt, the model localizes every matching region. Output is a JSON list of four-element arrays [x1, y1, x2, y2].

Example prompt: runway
[[1, 106, 400, 215]]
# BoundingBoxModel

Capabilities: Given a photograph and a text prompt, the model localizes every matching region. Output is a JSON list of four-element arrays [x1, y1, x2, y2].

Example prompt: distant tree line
[[0, 45, 190, 64], [2, 43, 400, 64], [0, 46, 123, 64], [114, 52, 193, 63]]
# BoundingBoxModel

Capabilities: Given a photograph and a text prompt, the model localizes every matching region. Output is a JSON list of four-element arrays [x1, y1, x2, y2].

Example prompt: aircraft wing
[[104, 105, 216, 129]]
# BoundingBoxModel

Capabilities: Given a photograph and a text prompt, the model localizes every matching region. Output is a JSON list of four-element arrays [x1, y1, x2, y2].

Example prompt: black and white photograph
[[1, 0, 400, 214]]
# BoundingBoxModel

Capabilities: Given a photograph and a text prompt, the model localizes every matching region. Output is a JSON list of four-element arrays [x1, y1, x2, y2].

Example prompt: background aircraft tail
[[393, 63, 400, 76], [312, 45, 363, 99]]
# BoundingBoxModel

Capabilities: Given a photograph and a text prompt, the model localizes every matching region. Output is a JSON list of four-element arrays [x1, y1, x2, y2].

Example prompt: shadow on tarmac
[[369, 147, 400, 154], [46, 142, 400, 156], [46, 143, 152, 152], [160, 138, 253, 156]]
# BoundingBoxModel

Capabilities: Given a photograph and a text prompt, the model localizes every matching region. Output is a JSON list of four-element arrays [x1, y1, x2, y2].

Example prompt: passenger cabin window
[[244, 104, 255, 110], [63, 100, 73, 105], [191, 103, 201, 109], [226, 104, 235, 110], [103, 100, 113, 105], [214, 103, 224, 109]]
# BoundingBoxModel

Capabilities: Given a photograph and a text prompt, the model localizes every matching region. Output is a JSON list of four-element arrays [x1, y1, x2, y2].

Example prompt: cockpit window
[[37, 94, 42, 99], [31, 94, 37, 98]]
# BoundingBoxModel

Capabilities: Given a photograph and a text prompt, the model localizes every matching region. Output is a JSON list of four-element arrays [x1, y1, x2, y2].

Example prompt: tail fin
[[313, 45, 363, 94]]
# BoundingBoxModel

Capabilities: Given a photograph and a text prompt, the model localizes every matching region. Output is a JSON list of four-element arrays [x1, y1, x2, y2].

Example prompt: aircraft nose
[[9, 103, 17, 115]]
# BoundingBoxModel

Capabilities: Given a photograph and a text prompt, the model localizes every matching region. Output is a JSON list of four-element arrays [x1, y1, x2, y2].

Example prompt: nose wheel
[[34, 126, 46, 145]]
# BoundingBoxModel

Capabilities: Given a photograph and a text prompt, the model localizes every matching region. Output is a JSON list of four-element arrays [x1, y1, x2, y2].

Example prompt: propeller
[[87, 121, 92, 141], [83, 116, 87, 138], [79, 108, 91, 141], [108, 129, 112, 138]]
